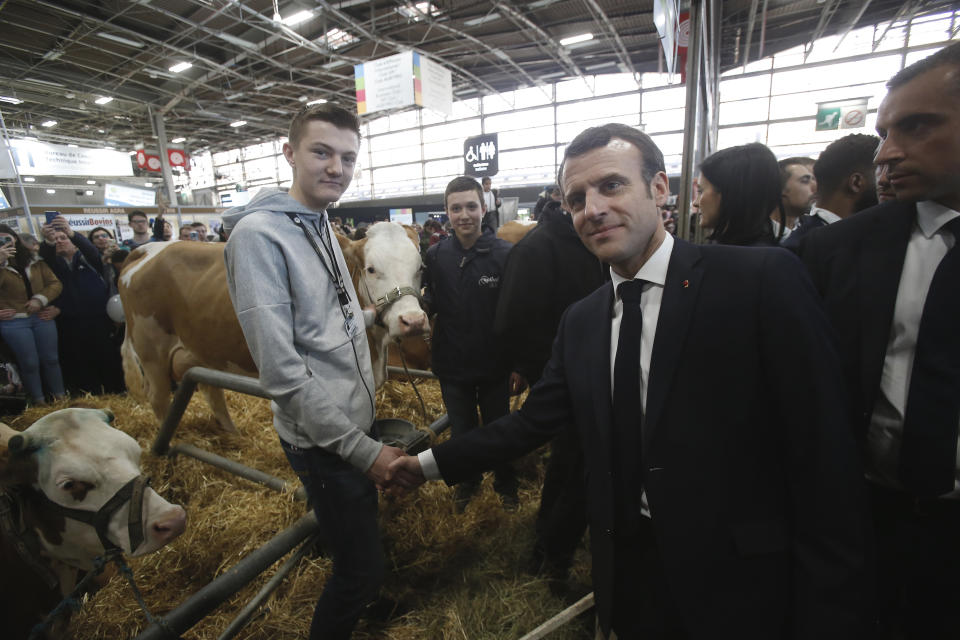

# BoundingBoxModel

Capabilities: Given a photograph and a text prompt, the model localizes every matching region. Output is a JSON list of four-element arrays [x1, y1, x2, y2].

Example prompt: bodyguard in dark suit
[[386, 123, 870, 640], [799, 43, 960, 640]]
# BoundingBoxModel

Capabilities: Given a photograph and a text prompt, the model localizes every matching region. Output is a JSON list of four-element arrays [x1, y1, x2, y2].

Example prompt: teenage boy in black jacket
[[423, 176, 518, 512]]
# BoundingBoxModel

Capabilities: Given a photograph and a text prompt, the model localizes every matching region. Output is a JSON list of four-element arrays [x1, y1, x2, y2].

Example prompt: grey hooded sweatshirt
[[222, 188, 381, 472]]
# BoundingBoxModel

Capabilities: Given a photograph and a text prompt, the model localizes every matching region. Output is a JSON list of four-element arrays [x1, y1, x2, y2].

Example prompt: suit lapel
[[858, 201, 914, 404], [589, 284, 615, 454], [644, 239, 703, 447]]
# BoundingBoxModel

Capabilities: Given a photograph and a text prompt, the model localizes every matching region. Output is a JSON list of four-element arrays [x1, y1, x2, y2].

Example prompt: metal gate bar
[[133, 512, 320, 640], [387, 365, 436, 379]]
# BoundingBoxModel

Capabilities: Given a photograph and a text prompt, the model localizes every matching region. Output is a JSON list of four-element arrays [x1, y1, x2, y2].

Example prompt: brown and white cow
[[118, 221, 428, 432], [0, 408, 186, 639]]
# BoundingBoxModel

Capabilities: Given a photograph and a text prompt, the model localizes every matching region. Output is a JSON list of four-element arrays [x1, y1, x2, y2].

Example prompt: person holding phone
[[88, 226, 121, 294], [0, 223, 66, 405]]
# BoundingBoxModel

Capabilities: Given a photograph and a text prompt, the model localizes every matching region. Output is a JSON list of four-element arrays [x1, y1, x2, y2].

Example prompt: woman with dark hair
[[88, 226, 121, 294], [695, 142, 780, 246], [0, 223, 66, 404]]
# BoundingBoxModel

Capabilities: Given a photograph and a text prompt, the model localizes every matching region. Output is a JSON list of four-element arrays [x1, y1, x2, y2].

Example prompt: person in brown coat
[[0, 223, 65, 404]]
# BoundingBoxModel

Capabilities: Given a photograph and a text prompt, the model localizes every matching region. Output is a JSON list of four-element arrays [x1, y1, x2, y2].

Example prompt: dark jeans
[[870, 482, 960, 639], [533, 424, 588, 575], [439, 377, 518, 495], [280, 438, 384, 640], [0, 316, 64, 402]]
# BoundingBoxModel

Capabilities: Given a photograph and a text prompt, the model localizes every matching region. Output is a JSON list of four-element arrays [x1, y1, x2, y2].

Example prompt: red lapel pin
[[682, 279, 689, 288]]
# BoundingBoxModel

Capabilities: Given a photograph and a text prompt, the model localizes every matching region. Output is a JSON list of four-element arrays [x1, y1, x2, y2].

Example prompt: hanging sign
[[355, 51, 452, 116], [816, 98, 869, 131], [8, 140, 133, 176], [463, 133, 498, 178]]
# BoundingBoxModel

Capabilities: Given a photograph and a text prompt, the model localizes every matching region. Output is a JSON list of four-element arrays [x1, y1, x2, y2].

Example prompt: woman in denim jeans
[[0, 224, 65, 404]]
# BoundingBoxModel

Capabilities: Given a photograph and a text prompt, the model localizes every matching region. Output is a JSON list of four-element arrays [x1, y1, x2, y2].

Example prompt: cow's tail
[[121, 332, 148, 402]]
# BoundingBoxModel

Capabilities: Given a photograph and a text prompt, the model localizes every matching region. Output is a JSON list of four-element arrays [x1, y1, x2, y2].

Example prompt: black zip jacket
[[423, 228, 513, 382]]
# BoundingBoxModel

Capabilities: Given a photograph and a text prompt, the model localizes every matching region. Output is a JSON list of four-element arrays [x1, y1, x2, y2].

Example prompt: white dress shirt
[[809, 205, 841, 226], [419, 233, 675, 496], [483, 189, 497, 213], [867, 200, 960, 496]]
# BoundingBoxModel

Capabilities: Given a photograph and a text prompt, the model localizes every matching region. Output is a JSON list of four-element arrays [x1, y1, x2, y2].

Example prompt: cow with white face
[[0, 408, 186, 637], [338, 222, 429, 386], [119, 222, 428, 432]]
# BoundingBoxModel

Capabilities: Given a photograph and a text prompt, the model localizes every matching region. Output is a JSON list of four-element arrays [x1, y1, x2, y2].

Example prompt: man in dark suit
[[798, 42, 960, 640], [386, 123, 870, 639]]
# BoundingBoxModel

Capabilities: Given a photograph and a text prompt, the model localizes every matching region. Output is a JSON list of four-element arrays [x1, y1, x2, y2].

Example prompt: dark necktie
[[900, 216, 960, 497], [613, 280, 644, 530]]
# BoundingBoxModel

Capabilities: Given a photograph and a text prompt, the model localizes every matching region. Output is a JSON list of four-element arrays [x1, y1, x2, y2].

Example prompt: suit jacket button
[[605, 528, 613, 536]]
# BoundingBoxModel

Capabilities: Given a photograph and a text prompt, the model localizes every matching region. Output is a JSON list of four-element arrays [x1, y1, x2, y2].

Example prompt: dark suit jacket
[[432, 239, 870, 639], [781, 213, 828, 251], [797, 200, 915, 444]]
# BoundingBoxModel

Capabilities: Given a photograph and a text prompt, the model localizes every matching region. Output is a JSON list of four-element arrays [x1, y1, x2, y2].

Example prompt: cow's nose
[[399, 312, 427, 334], [151, 506, 187, 544]]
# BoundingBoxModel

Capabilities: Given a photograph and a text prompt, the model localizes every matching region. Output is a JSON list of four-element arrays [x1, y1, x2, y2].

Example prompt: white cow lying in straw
[[0, 408, 186, 639]]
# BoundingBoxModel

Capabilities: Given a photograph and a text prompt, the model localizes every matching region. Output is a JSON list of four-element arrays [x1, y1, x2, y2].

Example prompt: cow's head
[[341, 222, 429, 338], [0, 408, 186, 570]]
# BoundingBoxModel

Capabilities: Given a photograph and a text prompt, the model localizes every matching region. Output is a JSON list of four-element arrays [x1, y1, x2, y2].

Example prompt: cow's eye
[[61, 479, 94, 501], [366, 266, 376, 274]]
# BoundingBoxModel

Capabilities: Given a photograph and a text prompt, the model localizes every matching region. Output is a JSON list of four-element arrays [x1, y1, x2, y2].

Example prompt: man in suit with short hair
[[387, 123, 871, 639], [799, 42, 960, 640]]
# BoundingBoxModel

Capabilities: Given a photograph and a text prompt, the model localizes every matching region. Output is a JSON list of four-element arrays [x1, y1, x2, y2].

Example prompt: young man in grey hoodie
[[223, 103, 405, 639]]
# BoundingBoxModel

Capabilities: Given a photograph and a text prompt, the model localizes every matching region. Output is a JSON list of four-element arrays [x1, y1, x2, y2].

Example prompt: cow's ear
[[100, 409, 115, 424], [0, 443, 39, 488]]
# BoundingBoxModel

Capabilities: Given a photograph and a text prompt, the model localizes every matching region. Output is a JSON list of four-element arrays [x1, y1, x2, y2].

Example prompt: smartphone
[[189, 231, 199, 240], [44, 211, 59, 224], [0, 237, 11, 246]]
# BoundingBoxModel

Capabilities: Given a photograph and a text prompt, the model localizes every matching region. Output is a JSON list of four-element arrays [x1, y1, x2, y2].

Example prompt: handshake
[[365, 445, 430, 496]]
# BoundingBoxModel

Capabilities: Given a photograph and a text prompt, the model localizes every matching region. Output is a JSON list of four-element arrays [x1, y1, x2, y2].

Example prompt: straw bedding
[[6, 378, 593, 639]]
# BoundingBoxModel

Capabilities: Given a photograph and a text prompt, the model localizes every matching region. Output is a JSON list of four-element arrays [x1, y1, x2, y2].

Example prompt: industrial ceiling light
[[46, 189, 56, 194], [98, 32, 146, 48], [225, 92, 245, 101], [0, 95, 24, 104], [95, 96, 114, 105], [144, 183, 153, 188], [306, 98, 328, 105], [282, 10, 314, 25], [23, 177, 36, 182], [560, 33, 594, 46], [254, 80, 277, 91], [85, 190, 94, 196], [86, 179, 96, 184], [464, 13, 500, 26], [230, 120, 247, 127], [169, 61, 193, 73], [171, 137, 186, 143], [41, 120, 57, 127]]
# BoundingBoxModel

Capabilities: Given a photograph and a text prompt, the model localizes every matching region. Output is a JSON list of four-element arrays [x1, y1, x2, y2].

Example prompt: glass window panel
[[484, 90, 516, 115], [907, 13, 956, 47], [216, 163, 244, 185], [769, 83, 886, 121], [904, 44, 953, 68], [720, 74, 771, 101], [663, 154, 683, 176], [643, 108, 685, 133], [371, 146, 416, 167], [556, 77, 595, 102], [370, 128, 421, 152], [640, 72, 682, 89], [717, 124, 767, 149], [721, 58, 774, 77], [372, 163, 423, 186], [485, 106, 554, 133], [495, 165, 556, 188], [213, 150, 240, 165], [773, 44, 807, 69], [425, 171, 459, 194], [718, 97, 770, 126], [425, 158, 461, 178], [373, 179, 424, 198], [499, 125, 555, 150], [420, 106, 449, 126], [278, 158, 292, 183], [766, 118, 877, 147], [244, 156, 277, 181], [870, 22, 908, 51], [557, 94, 639, 124], [514, 85, 553, 108], [594, 73, 640, 96], [242, 142, 275, 159], [556, 117, 638, 144], [452, 98, 480, 119], [390, 109, 421, 131], [367, 114, 392, 136], [770, 55, 901, 94], [641, 86, 686, 111], [422, 119, 480, 143], [423, 138, 463, 160], [499, 147, 556, 171], [648, 132, 684, 157]]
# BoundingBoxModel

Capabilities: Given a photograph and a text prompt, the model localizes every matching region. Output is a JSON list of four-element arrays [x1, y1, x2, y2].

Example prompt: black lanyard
[[285, 212, 351, 309]]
